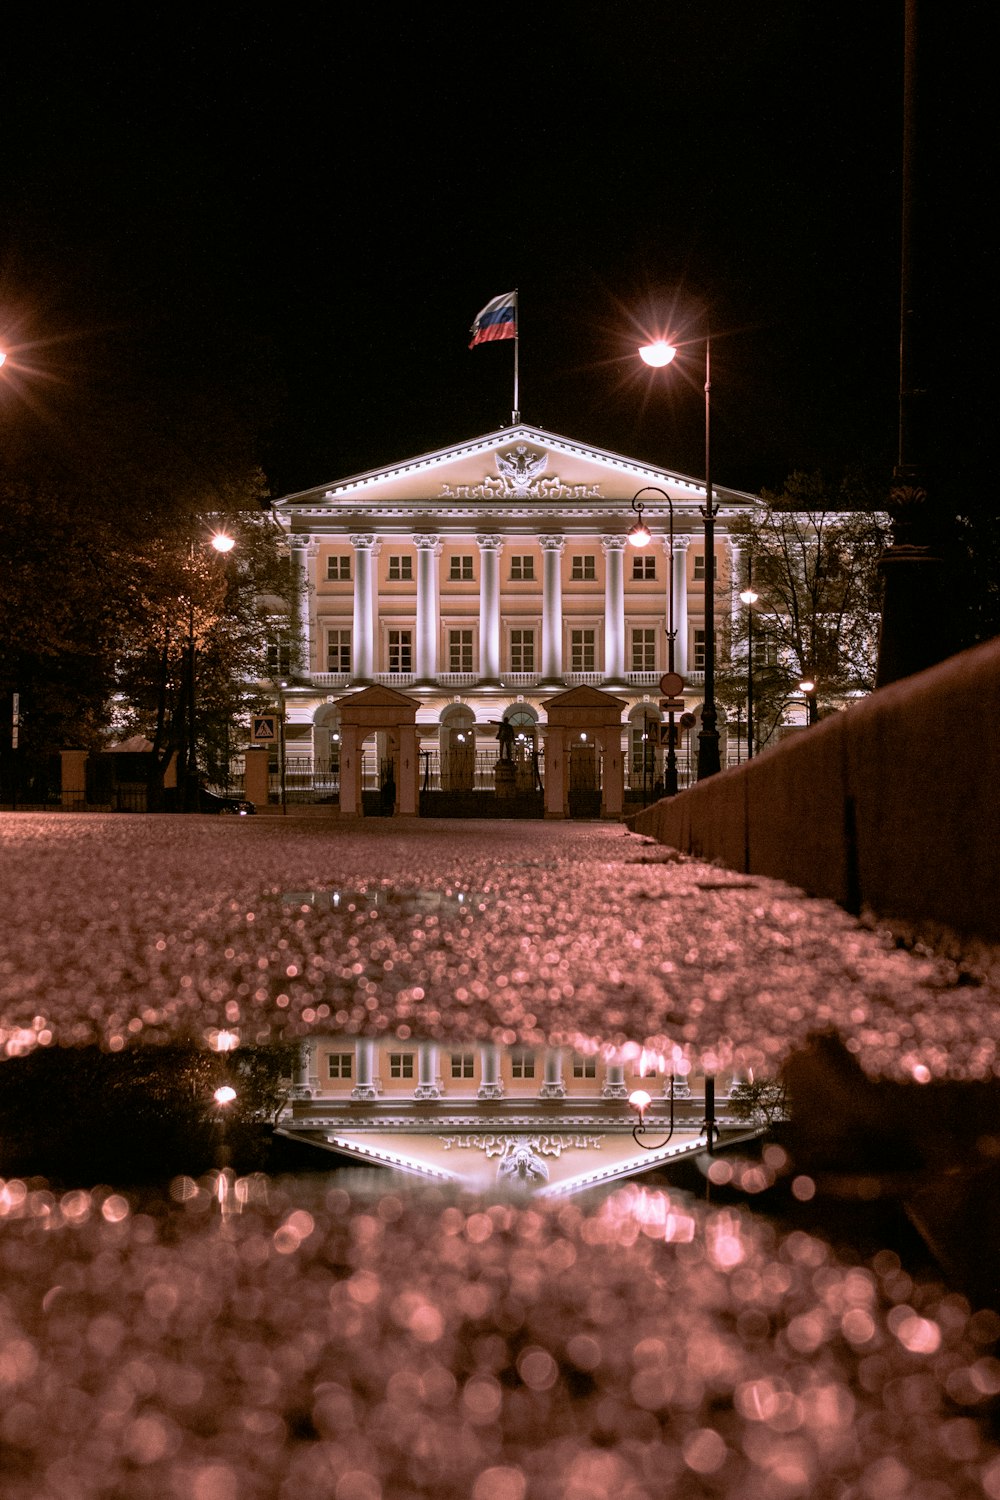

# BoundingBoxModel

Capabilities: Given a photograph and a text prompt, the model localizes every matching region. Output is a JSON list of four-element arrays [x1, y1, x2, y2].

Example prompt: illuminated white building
[[271, 423, 759, 799], [279, 1035, 760, 1195]]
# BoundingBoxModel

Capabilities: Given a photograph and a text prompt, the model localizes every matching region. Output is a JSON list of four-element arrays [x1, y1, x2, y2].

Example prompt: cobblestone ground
[[3, 813, 1000, 1499], [2, 814, 998, 1079]]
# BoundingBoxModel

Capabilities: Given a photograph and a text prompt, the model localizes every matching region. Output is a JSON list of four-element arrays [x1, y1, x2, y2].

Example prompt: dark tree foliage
[[0, 1043, 297, 1187], [0, 337, 293, 797], [718, 471, 889, 747], [0, 435, 122, 757]]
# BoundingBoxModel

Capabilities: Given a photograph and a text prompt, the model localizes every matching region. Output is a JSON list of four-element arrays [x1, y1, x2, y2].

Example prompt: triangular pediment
[[541, 685, 629, 710], [275, 423, 757, 516], [334, 684, 419, 711]]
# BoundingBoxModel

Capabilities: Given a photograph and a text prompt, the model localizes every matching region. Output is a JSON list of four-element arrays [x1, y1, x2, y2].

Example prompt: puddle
[[280, 887, 487, 914], [0, 1033, 773, 1198]]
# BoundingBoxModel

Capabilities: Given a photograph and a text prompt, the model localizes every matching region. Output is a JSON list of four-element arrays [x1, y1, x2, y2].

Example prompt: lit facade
[[271, 423, 760, 790], [280, 1036, 756, 1195]]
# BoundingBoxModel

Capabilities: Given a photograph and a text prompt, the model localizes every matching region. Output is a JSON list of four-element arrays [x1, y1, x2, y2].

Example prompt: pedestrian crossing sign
[[252, 714, 278, 743]]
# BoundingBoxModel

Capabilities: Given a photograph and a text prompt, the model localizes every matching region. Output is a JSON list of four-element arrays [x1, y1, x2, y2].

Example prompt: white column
[[601, 1062, 628, 1099], [726, 536, 741, 632], [539, 1047, 566, 1099], [291, 538, 317, 676], [671, 536, 692, 677], [290, 1041, 312, 1099], [539, 536, 565, 684], [478, 1044, 504, 1099], [414, 1042, 442, 1100], [351, 536, 378, 682], [413, 535, 440, 685], [350, 1039, 379, 1101], [601, 536, 627, 685], [476, 534, 503, 682]]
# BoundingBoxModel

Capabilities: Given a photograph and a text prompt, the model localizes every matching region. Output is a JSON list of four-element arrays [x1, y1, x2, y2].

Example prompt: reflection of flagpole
[[512, 288, 520, 424]]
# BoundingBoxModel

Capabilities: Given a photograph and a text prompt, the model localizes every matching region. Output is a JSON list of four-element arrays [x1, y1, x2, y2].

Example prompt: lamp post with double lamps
[[628, 485, 681, 796], [639, 334, 721, 778]]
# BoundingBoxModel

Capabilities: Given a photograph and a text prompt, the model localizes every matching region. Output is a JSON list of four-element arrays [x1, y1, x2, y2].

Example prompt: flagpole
[[512, 288, 520, 423]]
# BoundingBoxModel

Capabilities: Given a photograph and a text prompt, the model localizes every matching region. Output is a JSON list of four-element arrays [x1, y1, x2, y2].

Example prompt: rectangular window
[[693, 629, 706, 670], [266, 641, 293, 678], [388, 630, 412, 673], [326, 556, 351, 581], [510, 628, 535, 671], [571, 555, 596, 581], [632, 555, 656, 580], [511, 1050, 535, 1079], [631, 628, 657, 671], [571, 629, 596, 671], [388, 555, 413, 581], [573, 1056, 597, 1078], [327, 1053, 352, 1079], [451, 1052, 475, 1079], [510, 555, 535, 581], [449, 629, 474, 672], [753, 634, 778, 667], [389, 1053, 414, 1079], [693, 553, 706, 581], [449, 555, 474, 581], [326, 629, 351, 673]]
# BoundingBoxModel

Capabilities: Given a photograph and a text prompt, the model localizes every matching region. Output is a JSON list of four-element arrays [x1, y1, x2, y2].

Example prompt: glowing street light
[[184, 528, 238, 810], [638, 329, 721, 779], [213, 1084, 237, 1106], [628, 1080, 676, 1150], [639, 341, 678, 369]]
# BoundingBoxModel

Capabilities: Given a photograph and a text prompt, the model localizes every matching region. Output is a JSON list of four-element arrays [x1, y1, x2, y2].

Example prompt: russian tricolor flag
[[469, 291, 517, 348]]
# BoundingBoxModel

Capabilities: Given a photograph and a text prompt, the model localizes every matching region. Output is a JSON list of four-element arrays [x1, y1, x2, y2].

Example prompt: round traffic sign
[[659, 672, 685, 697]]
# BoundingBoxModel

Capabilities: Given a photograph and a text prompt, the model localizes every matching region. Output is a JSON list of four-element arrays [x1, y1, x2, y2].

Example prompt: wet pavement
[[3, 813, 1000, 1497], [2, 814, 998, 1080]]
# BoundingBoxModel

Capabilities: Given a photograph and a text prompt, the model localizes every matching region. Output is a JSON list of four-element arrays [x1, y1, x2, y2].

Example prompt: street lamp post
[[739, 561, 759, 760], [183, 529, 236, 812], [628, 1077, 676, 1150], [639, 335, 721, 778], [629, 485, 679, 796]]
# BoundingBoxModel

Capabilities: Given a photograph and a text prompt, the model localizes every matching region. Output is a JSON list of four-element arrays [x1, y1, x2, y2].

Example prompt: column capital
[[668, 533, 693, 552], [412, 533, 443, 553], [475, 533, 505, 551], [291, 536, 318, 557], [538, 534, 566, 552], [600, 535, 629, 553], [350, 533, 377, 550]]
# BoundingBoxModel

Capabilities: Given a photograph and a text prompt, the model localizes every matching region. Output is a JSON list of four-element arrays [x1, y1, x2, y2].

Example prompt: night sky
[[0, 6, 986, 502]]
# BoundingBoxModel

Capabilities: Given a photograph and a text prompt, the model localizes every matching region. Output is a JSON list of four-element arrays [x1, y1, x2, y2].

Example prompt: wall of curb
[[631, 638, 1000, 942]]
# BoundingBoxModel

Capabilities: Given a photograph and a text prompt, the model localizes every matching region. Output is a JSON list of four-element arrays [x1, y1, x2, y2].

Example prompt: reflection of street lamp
[[628, 1077, 676, 1149], [640, 334, 720, 779], [629, 485, 679, 795], [799, 678, 817, 725], [214, 1084, 237, 1106], [739, 561, 759, 760]]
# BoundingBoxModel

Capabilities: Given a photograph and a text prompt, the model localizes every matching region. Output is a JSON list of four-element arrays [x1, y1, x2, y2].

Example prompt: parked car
[[199, 788, 256, 815]]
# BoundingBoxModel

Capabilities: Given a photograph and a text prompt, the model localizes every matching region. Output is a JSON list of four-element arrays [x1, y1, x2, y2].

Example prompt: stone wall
[[631, 639, 1000, 943]]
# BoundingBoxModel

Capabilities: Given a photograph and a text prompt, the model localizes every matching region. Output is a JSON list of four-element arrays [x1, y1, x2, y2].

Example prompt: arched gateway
[[335, 685, 420, 817]]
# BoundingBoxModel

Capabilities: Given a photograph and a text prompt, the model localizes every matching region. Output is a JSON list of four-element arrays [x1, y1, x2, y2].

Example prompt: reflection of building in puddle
[[278, 1036, 768, 1196], [280, 888, 485, 915]]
